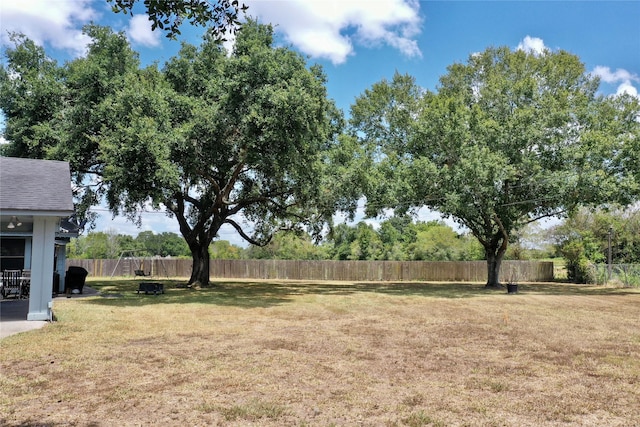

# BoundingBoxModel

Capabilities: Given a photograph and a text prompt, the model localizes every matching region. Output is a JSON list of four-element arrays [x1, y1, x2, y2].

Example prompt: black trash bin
[[65, 266, 88, 294]]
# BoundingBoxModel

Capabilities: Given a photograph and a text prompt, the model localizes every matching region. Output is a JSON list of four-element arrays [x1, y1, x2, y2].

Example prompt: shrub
[[562, 240, 596, 284]]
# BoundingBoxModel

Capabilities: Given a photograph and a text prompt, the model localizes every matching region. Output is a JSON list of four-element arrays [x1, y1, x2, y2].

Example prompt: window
[[1, 238, 26, 270]]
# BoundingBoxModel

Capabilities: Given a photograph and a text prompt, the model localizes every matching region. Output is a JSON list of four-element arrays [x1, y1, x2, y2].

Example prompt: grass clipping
[[1, 279, 639, 426]]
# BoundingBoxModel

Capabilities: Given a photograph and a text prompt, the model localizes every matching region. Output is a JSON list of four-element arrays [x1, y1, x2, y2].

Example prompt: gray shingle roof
[[0, 157, 74, 214]]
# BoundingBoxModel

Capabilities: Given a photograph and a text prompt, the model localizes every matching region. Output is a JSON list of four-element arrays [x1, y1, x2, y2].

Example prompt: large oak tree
[[351, 47, 640, 286], [1, 22, 359, 286]]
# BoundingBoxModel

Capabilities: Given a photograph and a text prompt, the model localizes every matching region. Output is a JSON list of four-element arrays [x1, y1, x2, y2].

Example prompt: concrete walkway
[[0, 287, 98, 339], [0, 299, 47, 339]]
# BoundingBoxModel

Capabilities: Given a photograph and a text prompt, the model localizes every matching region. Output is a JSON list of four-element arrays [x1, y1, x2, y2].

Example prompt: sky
[[1, 0, 639, 245]]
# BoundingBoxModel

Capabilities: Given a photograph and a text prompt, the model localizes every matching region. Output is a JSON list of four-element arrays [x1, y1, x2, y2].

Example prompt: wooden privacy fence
[[67, 259, 554, 282], [66, 258, 190, 278]]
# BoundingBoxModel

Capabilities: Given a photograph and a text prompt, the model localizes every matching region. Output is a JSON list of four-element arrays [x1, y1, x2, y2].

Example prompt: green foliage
[[67, 231, 122, 259], [67, 219, 491, 262], [136, 231, 190, 257], [67, 231, 191, 259], [349, 222, 385, 260], [210, 240, 244, 260], [408, 224, 464, 261], [108, 0, 247, 39], [1, 21, 354, 286], [324, 219, 482, 262], [0, 34, 65, 159], [560, 239, 597, 284], [244, 232, 327, 260], [350, 47, 640, 285], [505, 222, 557, 260], [326, 222, 384, 260], [551, 205, 640, 282], [378, 215, 415, 260], [458, 233, 485, 261], [553, 205, 640, 263]]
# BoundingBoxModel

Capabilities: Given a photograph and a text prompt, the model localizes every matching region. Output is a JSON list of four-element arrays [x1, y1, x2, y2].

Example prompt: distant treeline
[[68, 217, 555, 262]]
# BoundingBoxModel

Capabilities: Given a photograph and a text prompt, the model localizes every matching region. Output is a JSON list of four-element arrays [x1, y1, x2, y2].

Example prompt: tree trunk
[[189, 241, 211, 287], [485, 251, 503, 288]]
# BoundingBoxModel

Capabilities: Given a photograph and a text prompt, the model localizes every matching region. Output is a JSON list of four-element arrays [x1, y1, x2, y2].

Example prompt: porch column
[[28, 217, 58, 321], [24, 238, 32, 269]]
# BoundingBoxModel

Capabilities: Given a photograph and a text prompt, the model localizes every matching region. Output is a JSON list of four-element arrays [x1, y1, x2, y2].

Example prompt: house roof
[[0, 157, 74, 215]]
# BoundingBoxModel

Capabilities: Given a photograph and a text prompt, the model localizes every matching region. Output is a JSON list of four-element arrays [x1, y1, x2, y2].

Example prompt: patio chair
[[65, 266, 89, 294], [1, 270, 24, 299], [20, 269, 30, 298]]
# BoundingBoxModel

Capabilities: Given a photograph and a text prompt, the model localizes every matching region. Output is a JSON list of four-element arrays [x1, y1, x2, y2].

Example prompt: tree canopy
[[0, 21, 357, 286], [351, 47, 640, 286], [109, 0, 247, 39]]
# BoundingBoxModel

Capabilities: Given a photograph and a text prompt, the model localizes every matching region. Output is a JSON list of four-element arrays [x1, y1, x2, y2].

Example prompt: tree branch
[[493, 213, 509, 255], [524, 209, 567, 225], [221, 151, 247, 203], [182, 192, 203, 210], [170, 192, 194, 241], [224, 218, 272, 246], [226, 196, 270, 216], [202, 171, 222, 195]]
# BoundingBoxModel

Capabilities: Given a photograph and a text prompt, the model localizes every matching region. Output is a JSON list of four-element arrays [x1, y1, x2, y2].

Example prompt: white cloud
[[246, 0, 422, 64], [0, 0, 96, 56], [592, 66, 640, 98], [126, 14, 162, 47], [592, 66, 639, 84], [616, 81, 638, 98], [2, 0, 422, 64], [516, 35, 547, 55]]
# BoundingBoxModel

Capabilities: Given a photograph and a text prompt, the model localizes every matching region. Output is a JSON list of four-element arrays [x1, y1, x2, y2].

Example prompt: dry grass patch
[[1, 279, 639, 426]]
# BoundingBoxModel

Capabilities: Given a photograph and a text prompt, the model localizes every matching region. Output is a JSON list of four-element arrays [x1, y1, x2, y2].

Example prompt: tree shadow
[[79, 279, 639, 310]]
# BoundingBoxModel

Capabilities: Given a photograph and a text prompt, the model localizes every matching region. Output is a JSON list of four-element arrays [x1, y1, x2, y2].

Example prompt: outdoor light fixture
[[7, 216, 21, 229]]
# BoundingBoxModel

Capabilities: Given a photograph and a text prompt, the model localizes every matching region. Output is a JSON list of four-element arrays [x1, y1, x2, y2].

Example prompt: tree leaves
[[1, 21, 358, 286], [352, 46, 640, 285], [108, 0, 247, 40]]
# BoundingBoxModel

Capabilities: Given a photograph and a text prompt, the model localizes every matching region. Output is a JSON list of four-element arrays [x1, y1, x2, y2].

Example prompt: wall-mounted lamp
[[7, 216, 22, 229]]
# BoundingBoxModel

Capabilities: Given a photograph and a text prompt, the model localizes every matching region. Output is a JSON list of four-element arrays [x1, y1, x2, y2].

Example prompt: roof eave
[[0, 209, 74, 217]]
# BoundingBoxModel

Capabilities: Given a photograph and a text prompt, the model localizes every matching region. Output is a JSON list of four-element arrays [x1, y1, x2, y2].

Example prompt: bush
[[562, 240, 596, 284]]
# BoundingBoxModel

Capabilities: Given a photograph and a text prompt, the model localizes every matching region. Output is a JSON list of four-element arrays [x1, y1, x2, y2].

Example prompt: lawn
[[1, 279, 639, 426]]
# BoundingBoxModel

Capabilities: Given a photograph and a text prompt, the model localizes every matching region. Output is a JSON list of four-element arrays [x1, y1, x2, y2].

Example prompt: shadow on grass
[[80, 278, 639, 310]]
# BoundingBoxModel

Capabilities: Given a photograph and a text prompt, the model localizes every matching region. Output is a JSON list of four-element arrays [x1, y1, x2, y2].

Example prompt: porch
[[1, 157, 77, 321], [0, 286, 98, 339]]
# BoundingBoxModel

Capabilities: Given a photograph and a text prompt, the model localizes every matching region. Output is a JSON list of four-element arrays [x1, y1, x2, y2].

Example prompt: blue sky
[[2, 0, 639, 244]]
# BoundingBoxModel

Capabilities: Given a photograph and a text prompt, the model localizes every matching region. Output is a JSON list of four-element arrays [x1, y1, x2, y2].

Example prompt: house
[[1, 157, 76, 320]]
